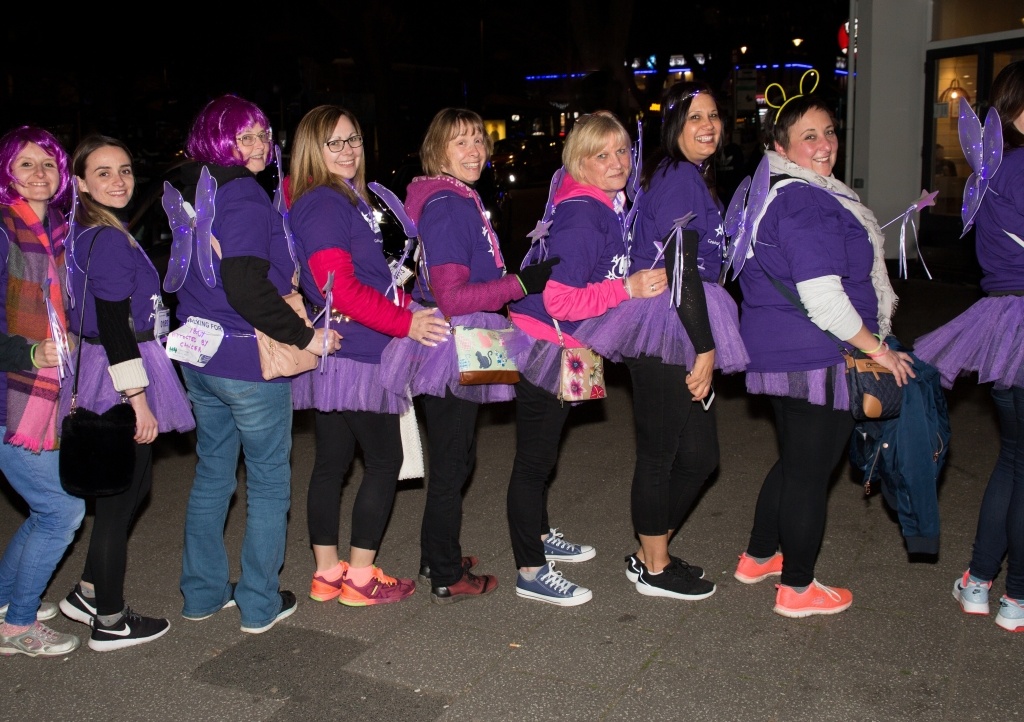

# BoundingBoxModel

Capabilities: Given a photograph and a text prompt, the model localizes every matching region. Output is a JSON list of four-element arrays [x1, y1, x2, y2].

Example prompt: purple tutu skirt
[[573, 282, 748, 373], [913, 296, 1024, 390], [58, 339, 195, 433], [291, 357, 409, 414], [745, 364, 851, 411], [380, 308, 528, 404], [510, 336, 565, 398]]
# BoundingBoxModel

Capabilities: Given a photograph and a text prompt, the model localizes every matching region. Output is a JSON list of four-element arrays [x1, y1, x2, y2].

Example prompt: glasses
[[236, 131, 272, 147], [324, 135, 364, 152]]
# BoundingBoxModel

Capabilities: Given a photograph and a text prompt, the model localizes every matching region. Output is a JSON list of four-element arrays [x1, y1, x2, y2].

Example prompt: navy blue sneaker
[[516, 562, 592, 607]]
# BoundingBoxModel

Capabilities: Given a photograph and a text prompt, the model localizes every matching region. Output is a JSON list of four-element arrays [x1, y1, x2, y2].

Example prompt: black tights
[[82, 443, 153, 616], [745, 393, 854, 588]]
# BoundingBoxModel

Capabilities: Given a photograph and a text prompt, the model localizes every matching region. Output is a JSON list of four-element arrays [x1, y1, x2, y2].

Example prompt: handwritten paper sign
[[165, 316, 225, 367]]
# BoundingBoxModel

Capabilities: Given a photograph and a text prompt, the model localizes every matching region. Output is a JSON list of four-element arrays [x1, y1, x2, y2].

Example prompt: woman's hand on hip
[[409, 308, 450, 347]]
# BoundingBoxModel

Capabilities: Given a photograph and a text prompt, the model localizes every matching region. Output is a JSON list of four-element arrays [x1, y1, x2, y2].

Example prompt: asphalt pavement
[[2, 227, 1019, 720]]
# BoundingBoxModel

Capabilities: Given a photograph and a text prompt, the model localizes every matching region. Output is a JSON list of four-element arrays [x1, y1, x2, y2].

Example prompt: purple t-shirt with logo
[[175, 175, 295, 381], [630, 160, 724, 282], [511, 195, 628, 336], [976, 146, 1024, 294], [739, 182, 877, 372], [290, 185, 395, 363], [413, 188, 505, 305], [67, 225, 163, 337]]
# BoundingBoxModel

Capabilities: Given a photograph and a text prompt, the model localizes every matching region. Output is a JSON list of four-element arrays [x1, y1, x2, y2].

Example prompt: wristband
[[866, 342, 889, 359], [124, 389, 146, 399], [860, 339, 884, 356], [516, 275, 528, 295], [29, 343, 41, 369], [623, 277, 633, 299]]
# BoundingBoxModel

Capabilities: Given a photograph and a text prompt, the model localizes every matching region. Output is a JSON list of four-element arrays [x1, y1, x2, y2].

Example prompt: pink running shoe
[[340, 567, 415, 606], [734, 552, 783, 584]]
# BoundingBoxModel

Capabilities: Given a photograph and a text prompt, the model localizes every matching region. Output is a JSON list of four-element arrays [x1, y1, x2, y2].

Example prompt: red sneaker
[[734, 552, 783, 584], [773, 581, 852, 618], [309, 562, 349, 602], [430, 570, 499, 605], [340, 566, 415, 607]]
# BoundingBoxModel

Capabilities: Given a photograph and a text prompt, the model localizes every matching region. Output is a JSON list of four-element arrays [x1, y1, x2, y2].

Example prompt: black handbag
[[59, 232, 137, 497], [759, 261, 902, 421]]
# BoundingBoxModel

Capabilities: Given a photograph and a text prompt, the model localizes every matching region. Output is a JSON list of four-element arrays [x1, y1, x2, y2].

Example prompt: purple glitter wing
[[193, 166, 217, 288], [272, 144, 287, 217], [161, 181, 194, 293], [368, 182, 418, 237], [65, 184, 80, 307], [320, 271, 335, 372], [959, 100, 1004, 236], [729, 156, 771, 280], [626, 121, 643, 203], [724, 176, 752, 237]]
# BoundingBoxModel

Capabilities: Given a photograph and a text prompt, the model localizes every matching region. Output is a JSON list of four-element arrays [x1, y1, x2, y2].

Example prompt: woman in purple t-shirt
[[733, 92, 913, 618], [173, 95, 340, 635], [506, 112, 666, 607], [56, 135, 194, 651], [915, 60, 1024, 632], [380, 108, 558, 605]]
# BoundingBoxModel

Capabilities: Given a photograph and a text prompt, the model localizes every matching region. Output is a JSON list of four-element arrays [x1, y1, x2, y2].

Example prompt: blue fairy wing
[[161, 181, 195, 293], [193, 166, 217, 288], [368, 182, 418, 238], [729, 156, 771, 280]]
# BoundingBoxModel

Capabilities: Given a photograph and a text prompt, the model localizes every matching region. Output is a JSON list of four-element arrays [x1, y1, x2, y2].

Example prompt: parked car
[[489, 135, 564, 189]]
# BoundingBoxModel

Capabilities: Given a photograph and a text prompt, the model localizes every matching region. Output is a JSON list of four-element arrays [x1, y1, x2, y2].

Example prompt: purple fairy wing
[[626, 120, 643, 203], [959, 100, 1004, 236], [193, 166, 217, 288], [729, 156, 771, 280], [368, 182, 418, 238], [272, 144, 287, 217], [522, 166, 566, 268], [542, 166, 565, 224], [320, 271, 335, 371], [65, 184, 80, 306], [724, 176, 752, 238], [161, 181, 195, 293], [42, 278, 71, 384]]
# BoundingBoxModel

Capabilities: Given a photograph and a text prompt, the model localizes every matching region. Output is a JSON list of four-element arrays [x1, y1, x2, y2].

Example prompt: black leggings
[[745, 392, 854, 587], [306, 410, 402, 552], [624, 355, 719, 536], [506, 377, 572, 569], [82, 443, 153, 616]]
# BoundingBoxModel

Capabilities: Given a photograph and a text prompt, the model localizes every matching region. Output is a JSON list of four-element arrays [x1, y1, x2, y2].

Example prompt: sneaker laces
[[538, 564, 574, 594], [811, 581, 843, 602], [31, 622, 65, 642], [370, 567, 399, 585], [545, 529, 578, 553]]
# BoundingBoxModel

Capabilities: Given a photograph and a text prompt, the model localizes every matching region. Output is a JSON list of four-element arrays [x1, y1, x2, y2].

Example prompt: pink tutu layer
[[913, 296, 1024, 390], [58, 339, 195, 433], [745, 363, 850, 410], [291, 357, 409, 414], [380, 308, 527, 404], [573, 282, 749, 373]]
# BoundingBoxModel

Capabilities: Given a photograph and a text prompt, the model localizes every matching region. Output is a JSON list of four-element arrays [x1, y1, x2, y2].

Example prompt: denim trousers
[[746, 392, 854, 588], [623, 354, 720, 536], [969, 385, 1024, 599], [506, 377, 571, 569], [0, 433, 85, 626], [179, 368, 293, 629], [420, 391, 480, 587]]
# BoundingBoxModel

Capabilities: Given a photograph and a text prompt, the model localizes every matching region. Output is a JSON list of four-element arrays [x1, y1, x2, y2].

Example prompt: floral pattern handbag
[[553, 319, 606, 403]]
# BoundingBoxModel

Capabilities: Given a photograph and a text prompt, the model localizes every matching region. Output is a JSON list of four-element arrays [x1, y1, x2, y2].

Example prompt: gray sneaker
[[0, 601, 58, 623], [0, 621, 80, 657], [952, 570, 991, 615]]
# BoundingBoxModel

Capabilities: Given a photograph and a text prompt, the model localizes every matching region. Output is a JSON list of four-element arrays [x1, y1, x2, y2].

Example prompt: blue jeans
[[969, 386, 1024, 599], [0, 433, 85, 626], [179, 368, 293, 629]]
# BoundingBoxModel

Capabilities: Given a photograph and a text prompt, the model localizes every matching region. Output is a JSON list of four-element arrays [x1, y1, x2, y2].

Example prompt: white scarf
[[764, 150, 897, 337]]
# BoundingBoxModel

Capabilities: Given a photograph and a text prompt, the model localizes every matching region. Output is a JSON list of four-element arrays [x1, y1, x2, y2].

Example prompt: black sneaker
[[88, 607, 171, 652], [239, 590, 297, 634], [624, 554, 704, 583], [418, 556, 479, 584], [59, 584, 98, 625], [636, 561, 716, 600]]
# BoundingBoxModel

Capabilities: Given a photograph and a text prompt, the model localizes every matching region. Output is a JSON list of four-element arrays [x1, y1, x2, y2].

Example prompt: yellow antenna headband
[[765, 69, 820, 122]]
